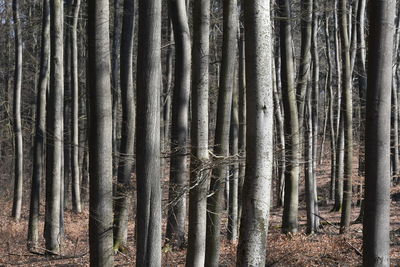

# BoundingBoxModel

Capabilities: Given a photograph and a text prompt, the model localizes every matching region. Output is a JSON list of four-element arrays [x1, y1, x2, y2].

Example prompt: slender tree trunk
[[228, 69, 239, 241], [237, 0, 273, 264], [205, 0, 237, 265], [136, 0, 162, 265], [237, 28, 246, 218], [28, 0, 50, 250], [87, 0, 114, 265], [311, 5, 320, 228], [71, 0, 82, 214], [296, 0, 313, 138], [305, 82, 316, 234], [113, 0, 135, 252], [363, 1, 395, 265], [339, 0, 354, 233], [185, 0, 210, 265], [112, 0, 122, 176], [166, 0, 191, 247], [44, 0, 64, 254], [11, 0, 23, 222], [278, 0, 300, 234], [334, 119, 345, 211]]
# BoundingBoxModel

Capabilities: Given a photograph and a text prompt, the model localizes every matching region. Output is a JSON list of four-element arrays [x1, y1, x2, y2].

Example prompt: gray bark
[[113, 0, 136, 252], [205, 0, 237, 265], [166, 0, 191, 247], [279, 0, 300, 234], [28, 0, 50, 249], [44, 0, 64, 254], [363, 1, 395, 266], [339, 0, 354, 233], [136, 0, 162, 265], [185, 0, 210, 265], [237, 0, 273, 265], [71, 0, 82, 214], [87, 0, 114, 265], [11, 0, 23, 222]]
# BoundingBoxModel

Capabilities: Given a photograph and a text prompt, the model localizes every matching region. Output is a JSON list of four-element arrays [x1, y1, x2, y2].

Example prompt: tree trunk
[[228, 69, 239, 241], [136, 0, 162, 265], [112, 0, 122, 176], [296, 0, 313, 137], [113, 0, 136, 252], [237, 0, 273, 264], [237, 28, 246, 218], [44, 0, 64, 254], [87, 0, 114, 265], [71, 0, 82, 214], [28, 0, 50, 250], [205, 0, 237, 265], [185, 0, 210, 265], [166, 0, 191, 247], [278, 0, 300, 234], [363, 1, 395, 266], [11, 0, 23, 222], [339, 0, 354, 233]]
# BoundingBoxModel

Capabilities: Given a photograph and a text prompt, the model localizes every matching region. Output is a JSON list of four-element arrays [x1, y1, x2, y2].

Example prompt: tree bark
[[71, 0, 82, 214], [28, 0, 50, 250], [237, 0, 273, 265], [113, 0, 136, 252], [166, 0, 191, 247], [339, 0, 354, 233], [87, 0, 114, 265], [205, 0, 237, 265], [11, 0, 23, 222], [136, 0, 162, 265], [185, 0, 210, 265], [363, 0, 395, 266], [44, 0, 64, 254], [278, 0, 300, 234]]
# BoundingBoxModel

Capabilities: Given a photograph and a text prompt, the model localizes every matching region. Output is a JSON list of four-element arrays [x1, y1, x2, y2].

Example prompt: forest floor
[[1, 157, 400, 266]]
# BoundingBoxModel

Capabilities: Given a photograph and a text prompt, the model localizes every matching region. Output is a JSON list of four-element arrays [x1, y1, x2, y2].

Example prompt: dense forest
[[0, 0, 398, 266]]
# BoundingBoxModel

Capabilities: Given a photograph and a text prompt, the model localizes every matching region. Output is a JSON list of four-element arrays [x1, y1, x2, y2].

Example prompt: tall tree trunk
[[205, 0, 237, 265], [186, 0, 210, 265], [237, 0, 273, 264], [363, 0, 395, 265], [112, 0, 122, 176], [278, 0, 300, 234], [11, 0, 23, 221], [44, 0, 64, 254], [71, 0, 82, 214], [237, 27, 246, 217], [311, 4, 320, 228], [339, 0, 354, 233], [296, 0, 313, 139], [166, 0, 191, 247], [87, 0, 114, 265], [136, 0, 162, 265], [228, 69, 239, 241], [28, 0, 50, 250], [113, 0, 136, 252]]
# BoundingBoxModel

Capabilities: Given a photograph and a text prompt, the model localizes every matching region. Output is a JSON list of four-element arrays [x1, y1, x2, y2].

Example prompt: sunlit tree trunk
[[185, 0, 210, 265], [237, 0, 273, 264], [44, 0, 64, 254], [11, 0, 23, 222], [339, 0, 354, 233]]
